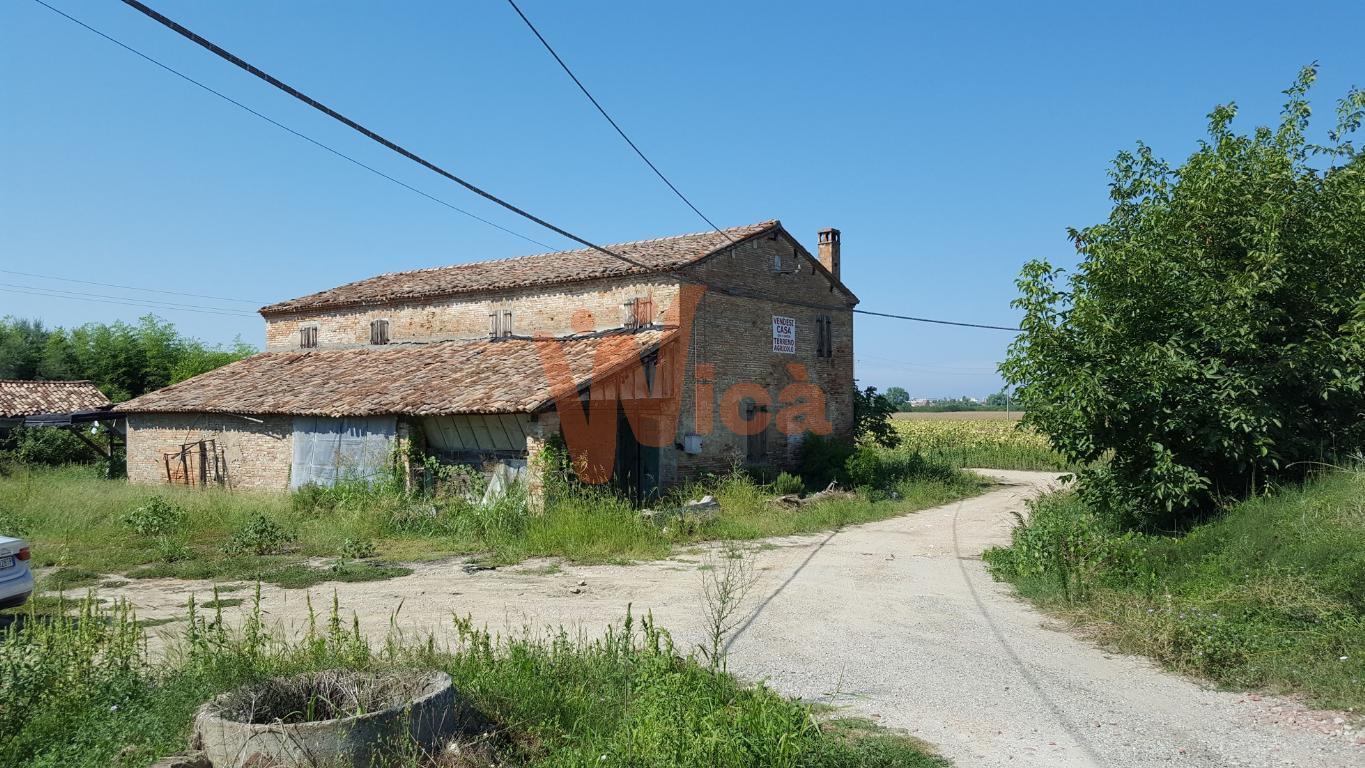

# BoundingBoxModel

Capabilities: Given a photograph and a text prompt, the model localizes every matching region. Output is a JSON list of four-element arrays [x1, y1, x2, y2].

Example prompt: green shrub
[[222, 514, 294, 556], [2, 427, 93, 467], [1003, 67, 1365, 527], [799, 432, 854, 489], [985, 471, 1365, 709], [844, 446, 960, 492], [983, 492, 1133, 601], [152, 536, 193, 563], [338, 537, 376, 560], [853, 385, 901, 448], [289, 483, 337, 516], [771, 471, 804, 495], [121, 497, 187, 537]]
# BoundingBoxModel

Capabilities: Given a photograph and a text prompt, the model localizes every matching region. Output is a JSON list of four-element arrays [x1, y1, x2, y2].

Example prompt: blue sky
[[3, 1, 1363, 397]]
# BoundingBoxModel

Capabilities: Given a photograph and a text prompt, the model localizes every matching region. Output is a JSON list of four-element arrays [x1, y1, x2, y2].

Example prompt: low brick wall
[[125, 413, 293, 491]]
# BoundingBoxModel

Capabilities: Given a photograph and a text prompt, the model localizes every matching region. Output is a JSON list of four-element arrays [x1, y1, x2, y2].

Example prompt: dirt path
[[107, 470, 1361, 768]]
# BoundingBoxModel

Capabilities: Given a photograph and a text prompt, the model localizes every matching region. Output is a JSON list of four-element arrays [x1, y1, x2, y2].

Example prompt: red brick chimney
[[817, 228, 841, 279]]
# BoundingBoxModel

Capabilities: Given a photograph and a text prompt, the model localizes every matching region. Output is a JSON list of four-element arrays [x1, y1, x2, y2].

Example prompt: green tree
[[0, 315, 255, 401], [853, 384, 901, 448], [985, 391, 1010, 409], [1002, 66, 1365, 528], [0, 318, 48, 380], [883, 386, 910, 411]]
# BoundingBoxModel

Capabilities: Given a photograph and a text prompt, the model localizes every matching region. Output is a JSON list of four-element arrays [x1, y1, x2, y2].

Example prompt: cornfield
[[893, 419, 1071, 471]]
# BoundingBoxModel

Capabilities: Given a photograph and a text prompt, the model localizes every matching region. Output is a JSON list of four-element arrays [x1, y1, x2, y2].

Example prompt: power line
[[117, 0, 652, 270], [504, 0, 731, 242], [0, 268, 262, 305], [27, 0, 554, 252], [853, 309, 1020, 332], [42, 0, 1026, 335], [503, 2, 1028, 333], [0, 285, 260, 317]]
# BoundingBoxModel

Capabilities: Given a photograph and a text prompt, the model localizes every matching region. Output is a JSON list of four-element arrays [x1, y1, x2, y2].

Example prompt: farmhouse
[[115, 220, 857, 500]]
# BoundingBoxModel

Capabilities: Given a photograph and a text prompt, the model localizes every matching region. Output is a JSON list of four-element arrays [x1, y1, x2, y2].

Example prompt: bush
[[1003, 67, 1365, 528], [799, 432, 854, 489], [2, 427, 93, 467], [338, 537, 376, 560], [151, 536, 193, 563], [222, 514, 294, 556], [771, 471, 804, 495], [121, 497, 187, 537], [984, 493, 1135, 601], [853, 385, 901, 448], [984, 472, 1365, 709], [844, 446, 960, 492]]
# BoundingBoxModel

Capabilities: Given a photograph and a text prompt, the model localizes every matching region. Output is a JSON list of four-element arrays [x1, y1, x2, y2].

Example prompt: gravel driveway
[[109, 469, 1362, 768]]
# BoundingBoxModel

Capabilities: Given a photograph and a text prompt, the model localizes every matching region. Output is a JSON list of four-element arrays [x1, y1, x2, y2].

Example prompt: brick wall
[[263, 278, 679, 350], [151, 225, 855, 497], [125, 413, 294, 491], [671, 231, 856, 479]]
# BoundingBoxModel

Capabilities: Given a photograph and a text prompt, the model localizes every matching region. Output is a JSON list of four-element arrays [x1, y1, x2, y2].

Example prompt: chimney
[[817, 228, 841, 279]]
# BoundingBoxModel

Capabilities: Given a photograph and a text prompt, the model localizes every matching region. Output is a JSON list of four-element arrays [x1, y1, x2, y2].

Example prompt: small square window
[[369, 319, 390, 345], [299, 326, 318, 349]]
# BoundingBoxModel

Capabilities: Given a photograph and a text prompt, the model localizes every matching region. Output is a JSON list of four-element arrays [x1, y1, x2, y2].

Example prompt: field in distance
[[895, 410, 1024, 421], [893, 416, 1067, 471]]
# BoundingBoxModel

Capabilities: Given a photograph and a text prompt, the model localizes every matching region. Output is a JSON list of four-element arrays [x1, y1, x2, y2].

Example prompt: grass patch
[[892, 419, 1070, 471], [0, 595, 945, 768], [127, 558, 413, 589], [40, 567, 101, 591], [196, 597, 243, 609], [983, 470, 1365, 710], [1, 454, 984, 585]]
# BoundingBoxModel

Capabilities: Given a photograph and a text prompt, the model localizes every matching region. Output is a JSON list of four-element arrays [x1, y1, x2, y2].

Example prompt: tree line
[[880, 387, 1012, 412], [0, 315, 255, 402]]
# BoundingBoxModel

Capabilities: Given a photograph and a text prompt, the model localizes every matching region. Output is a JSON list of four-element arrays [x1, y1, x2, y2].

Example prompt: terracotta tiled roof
[[0, 380, 111, 418], [260, 220, 780, 315], [114, 329, 675, 417]]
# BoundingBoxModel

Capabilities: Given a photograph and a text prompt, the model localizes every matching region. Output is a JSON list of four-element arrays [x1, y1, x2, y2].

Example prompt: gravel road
[[108, 470, 1362, 768]]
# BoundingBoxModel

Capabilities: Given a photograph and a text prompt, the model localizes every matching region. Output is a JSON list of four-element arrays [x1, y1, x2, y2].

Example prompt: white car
[[0, 536, 34, 610]]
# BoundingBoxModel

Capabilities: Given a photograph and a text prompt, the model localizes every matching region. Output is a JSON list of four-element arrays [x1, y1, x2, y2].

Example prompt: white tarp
[[290, 416, 397, 489]]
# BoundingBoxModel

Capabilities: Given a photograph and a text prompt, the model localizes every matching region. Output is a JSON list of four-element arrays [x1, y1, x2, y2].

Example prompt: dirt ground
[[103, 470, 1361, 768]]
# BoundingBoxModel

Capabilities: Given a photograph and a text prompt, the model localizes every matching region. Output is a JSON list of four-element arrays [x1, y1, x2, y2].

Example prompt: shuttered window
[[489, 310, 513, 338], [300, 326, 318, 349], [623, 297, 654, 329], [815, 316, 834, 359], [369, 319, 390, 345], [745, 403, 768, 463]]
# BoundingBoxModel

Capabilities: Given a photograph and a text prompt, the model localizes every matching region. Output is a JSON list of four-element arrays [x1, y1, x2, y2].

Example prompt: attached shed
[[114, 329, 677, 497], [0, 379, 111, 427]]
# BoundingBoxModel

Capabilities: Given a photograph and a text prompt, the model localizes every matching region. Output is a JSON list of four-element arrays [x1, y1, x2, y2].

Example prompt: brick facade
[[671, 230, 855, 479], [264, 278, 678, 351], [125, 413, 293, 491], [124, 221, 856, 497]]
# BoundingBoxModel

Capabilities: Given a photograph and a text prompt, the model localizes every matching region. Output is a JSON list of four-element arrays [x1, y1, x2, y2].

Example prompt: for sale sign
[[772, 315, 796, 354]]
